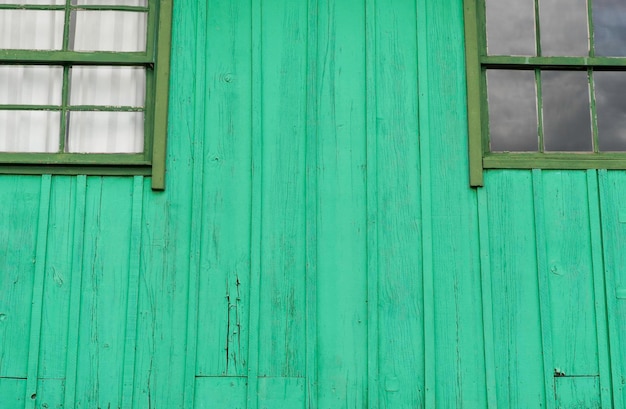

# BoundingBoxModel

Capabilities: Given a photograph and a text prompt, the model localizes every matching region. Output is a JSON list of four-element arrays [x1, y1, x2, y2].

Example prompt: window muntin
[[0, 0, 172, 190], [465, 0, 626, 186]]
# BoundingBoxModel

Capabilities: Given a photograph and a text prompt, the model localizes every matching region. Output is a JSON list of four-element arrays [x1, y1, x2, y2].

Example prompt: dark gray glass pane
[[542, 71, 592, 151], [594, 72, 626, 151], [487, 70, 538, 152], [485, 0, 536, 55], [593, 0, 626, 56], [539, 0, 589, 56]]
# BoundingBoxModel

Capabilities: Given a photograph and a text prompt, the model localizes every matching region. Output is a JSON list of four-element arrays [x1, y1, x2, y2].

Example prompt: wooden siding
[[0, 0, 625, 408]]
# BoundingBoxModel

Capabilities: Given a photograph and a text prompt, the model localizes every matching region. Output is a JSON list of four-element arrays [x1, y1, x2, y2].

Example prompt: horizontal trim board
[[0, 153, 149, 165], [0, 4, 148, 11], [0, 165, 151, 175], [482, 56, 626, 69], [484, 155, 626, 169], [0, 51, 153, 65]]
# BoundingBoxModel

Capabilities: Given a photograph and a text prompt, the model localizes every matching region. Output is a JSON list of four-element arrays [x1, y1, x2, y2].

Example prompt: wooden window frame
[[0, 0, 173, 190], [463, 0, 626, 187]]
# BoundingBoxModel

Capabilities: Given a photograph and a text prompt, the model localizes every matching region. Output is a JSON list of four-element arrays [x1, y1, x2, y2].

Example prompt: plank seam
[[25, 174, 52, 409], [182, 1, 208, 406], [121, 176, 145, 409], [246, 0, 263, 406], [63, 175, 87, 409]]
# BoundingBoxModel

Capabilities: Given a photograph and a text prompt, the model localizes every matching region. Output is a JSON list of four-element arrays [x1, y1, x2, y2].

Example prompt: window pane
[[70, 67, 146, 107], [485, 0, 536, 55], [0, 10, 64, 50], [542, 71, 592, 151], [71, 11, 147, 52], [594, 71, 626, 151], [0, 110, 60, 153], [0, 66, 63, 105], [75, 0, 147, 5], [539, 0, 589, 56], [488, 70, 539, 152], [593, 0, 626, 57], [67, 112, 143, 153]]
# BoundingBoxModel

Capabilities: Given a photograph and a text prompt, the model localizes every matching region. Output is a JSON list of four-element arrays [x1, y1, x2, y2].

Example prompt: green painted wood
[[195, 0, 252, 379], [257, 0, 307, 379], [485, 170, 547, 408], [316, 0, 368, 407], [2, 1, 626, 408]]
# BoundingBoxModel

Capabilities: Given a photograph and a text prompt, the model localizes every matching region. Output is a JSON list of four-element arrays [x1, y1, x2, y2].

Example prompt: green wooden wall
[[1, 0, 625, 408]]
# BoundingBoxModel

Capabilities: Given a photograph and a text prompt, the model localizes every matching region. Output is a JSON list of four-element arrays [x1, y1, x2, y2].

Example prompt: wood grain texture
[[1, 0, 625, 408]]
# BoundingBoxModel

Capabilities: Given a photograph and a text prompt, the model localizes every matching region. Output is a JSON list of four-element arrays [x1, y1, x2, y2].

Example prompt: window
[[0, 0, 172, 190], [464, 0, 626, 186]]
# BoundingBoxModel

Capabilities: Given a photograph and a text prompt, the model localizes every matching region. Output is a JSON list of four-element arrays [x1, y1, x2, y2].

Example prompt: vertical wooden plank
[[477, 187, 497, 409], [422, 0, 488, 406], [373, 0, 423, 408], [195, 0, 252, 379], [586, 170, 613, 408], [74, 178, 134, 408], [246, 0, 263, 406], [415, 0, 435, 402], [485, 171, 545, 408], [25, 175, 51, 409], [316, 0, 368, 407], [532, 169, 556, 409], [257, 0, 307, 379], [365, 0, 378, 406], [63, 175, 87, 409], [0, 177, 40, 380], [182, 0, 207, 406], [121, 176, 144, 409], [598, 170, 626, 409], [305, 0, 319, 405], [38, 177, 73, 382]]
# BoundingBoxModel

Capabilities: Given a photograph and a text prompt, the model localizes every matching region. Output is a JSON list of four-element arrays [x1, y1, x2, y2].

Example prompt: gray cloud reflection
[[593, 0, 626, 56], [487, 70, 538, 151], [542, 71, 593, 151], [595, 71, 626, 151], [486, 0, 536, 55], [540, 0, 589, 56]]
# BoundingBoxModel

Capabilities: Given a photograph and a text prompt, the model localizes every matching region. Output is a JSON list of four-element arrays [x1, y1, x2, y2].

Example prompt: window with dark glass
[[0, 0, 172, 190], [464, 0, 626, 186]]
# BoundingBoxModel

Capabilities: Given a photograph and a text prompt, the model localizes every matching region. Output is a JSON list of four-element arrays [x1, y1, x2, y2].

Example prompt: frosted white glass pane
[[0, 0, 64, 3], [0, 66, 63, 105], [70, 67, 145, 107], [75, 0, 147, 5], [67, 112, 144, 153], [0, 110, 60, 153], [0, 10, 64, 50], [71, 11, 147, 52]]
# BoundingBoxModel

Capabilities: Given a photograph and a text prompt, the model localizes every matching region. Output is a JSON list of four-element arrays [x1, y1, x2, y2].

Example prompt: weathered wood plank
[[258, 377, 305, 409], [316, 0, 368, 407], [374, 0, 423, 407], [195, 0, 252, 379], [195, 377, 247, 409], [486, 170, 546, 408], [257, 0, 307, 379], [0, 177, 40, 379]]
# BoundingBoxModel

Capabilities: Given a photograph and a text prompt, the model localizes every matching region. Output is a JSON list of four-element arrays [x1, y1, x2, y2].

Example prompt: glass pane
[[0, 66, 63, 105], [0, 110, 60, 153], [70, 67, 146, 107], [593, 0, 626, 56], [594, 71, 626, 151], [539, 0, 589, 56], [75, 0, 147, 5], [485, 0, 536, 55], [67, 112, 144, 153], [542, 71, 592, 151], [487, 70, 539, 151], [0, 10, 64, 50], [71, 11, 147, 52]]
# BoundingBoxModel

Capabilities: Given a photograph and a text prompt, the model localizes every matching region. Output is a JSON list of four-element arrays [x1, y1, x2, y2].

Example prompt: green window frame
[[464, 0, 626, 187], [0, 0, 173, 190]]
